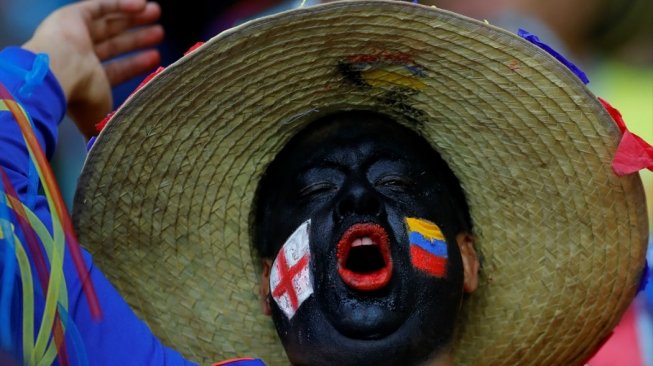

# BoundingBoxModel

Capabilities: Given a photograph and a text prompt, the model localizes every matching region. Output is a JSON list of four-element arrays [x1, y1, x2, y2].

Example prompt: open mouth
[[336, 223, 393, 291]]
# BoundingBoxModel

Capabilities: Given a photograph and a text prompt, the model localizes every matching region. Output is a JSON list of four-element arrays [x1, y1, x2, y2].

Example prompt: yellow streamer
[[3, 195, 70, 365], [4, 102, 68, 363], [31, 211, 65, 363], [31, 212, 66, 366], [2, 223, 36, 365], [4, 101, 68, 364], [3, 195, 67, 299], [5, 90, 86, 365], [5, 195, 70, 365]]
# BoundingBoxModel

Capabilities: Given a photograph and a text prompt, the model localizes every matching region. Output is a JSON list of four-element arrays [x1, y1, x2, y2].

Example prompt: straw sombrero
[[72, 1, 649, 365]]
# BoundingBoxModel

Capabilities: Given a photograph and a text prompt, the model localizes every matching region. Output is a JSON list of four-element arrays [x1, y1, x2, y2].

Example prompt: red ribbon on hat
[[184, 42, 205, 56], [598, 97, 653, 176]]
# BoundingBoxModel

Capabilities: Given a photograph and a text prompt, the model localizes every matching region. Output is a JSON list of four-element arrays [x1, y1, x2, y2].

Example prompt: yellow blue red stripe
[[405, 218, 448, 278], [409, 232, 448, 258]]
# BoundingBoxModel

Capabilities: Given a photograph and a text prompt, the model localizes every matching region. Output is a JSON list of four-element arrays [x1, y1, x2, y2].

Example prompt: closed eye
[[375, 175, 414, 191], [299, 182, 338, 199]]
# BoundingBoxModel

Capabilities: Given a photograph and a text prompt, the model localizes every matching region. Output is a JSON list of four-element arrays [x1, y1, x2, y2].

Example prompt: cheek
[[267, 202, 323, 257], [307, 204, 337, 254], [404, 217, 449, 279]]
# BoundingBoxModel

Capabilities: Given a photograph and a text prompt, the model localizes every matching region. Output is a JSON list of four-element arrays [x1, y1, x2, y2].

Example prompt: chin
[[272, 296, 455, 366]]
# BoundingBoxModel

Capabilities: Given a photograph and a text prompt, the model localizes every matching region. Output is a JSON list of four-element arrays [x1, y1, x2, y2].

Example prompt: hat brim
[[73, 1, 648, 365]]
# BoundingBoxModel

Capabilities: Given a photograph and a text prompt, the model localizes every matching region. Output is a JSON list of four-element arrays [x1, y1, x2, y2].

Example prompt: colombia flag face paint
[[405, 218, 448, 278]]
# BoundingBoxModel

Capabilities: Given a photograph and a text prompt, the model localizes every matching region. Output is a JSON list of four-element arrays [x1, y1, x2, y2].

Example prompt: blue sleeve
[[0, 47, 196, 365]]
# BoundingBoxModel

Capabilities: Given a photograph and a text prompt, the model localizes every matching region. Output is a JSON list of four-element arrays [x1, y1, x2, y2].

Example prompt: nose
[[335, 180, 384, 220]]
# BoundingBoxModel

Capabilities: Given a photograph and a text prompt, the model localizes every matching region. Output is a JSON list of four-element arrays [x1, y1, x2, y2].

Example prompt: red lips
[[336, 223, 393, 291]]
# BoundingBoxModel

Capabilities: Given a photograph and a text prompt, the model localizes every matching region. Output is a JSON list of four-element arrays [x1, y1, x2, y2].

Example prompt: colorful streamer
[[0, 83, 102, 319], [0, 168, 70, 366], [0, 180, 17, 352], [518, 28, 590, 85], [598, 97, 653, 175], [55, 304, 88, 366], [11, 230, 35, 365], [0, 76, 103, 364], [6, 193, 71, 366]]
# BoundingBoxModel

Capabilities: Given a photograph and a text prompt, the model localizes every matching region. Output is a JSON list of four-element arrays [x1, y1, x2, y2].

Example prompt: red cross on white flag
[[270, 220, 313, 320]]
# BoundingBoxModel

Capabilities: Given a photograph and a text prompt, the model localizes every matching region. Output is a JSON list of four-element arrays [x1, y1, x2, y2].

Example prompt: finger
[[83, 0, 148, 20], [104, 49, 161, 86], [90, 2, 161, 42], [95, 24, 163, 61]]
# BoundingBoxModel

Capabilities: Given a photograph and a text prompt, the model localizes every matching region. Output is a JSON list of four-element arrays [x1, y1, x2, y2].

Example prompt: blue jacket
[[0, 46, 264, 366]]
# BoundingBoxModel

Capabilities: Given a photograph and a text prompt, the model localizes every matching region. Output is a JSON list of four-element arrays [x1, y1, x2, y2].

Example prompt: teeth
[[352, 236, 377, 247]]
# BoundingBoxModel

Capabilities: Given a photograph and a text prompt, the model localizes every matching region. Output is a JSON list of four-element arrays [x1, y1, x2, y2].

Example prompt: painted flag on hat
[[270, 220, 313, 320], [405, 218, 448, 278]]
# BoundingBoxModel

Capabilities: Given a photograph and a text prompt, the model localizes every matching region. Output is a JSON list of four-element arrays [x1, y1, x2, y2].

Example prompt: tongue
[[337, 223, 393, 291]]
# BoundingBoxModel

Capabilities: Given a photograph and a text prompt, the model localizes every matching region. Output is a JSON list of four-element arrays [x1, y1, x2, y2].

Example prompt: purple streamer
[[517, 28, 589, 85], [86, 136, 97, 152]]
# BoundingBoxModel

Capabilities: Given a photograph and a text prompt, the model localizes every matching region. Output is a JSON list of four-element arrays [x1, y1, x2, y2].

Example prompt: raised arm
[[22, 0, 164, 138], [1, 1, 198, 364]]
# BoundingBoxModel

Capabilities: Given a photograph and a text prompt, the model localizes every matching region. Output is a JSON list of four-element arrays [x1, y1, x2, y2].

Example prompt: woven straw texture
[[72, 1, 648, 365]]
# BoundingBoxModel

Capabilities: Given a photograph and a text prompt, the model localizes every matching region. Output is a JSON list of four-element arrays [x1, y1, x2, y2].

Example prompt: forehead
[[283, 111, 435, 168]]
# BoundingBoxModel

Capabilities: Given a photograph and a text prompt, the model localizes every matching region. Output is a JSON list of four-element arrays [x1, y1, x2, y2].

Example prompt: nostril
[[336, 184, 384, 219], [363, 194, 383, 217], [336, 196, 355, 219]]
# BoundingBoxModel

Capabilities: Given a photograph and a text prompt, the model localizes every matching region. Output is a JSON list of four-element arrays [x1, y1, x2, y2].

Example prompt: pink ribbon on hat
[[598, 97, 653, 176]]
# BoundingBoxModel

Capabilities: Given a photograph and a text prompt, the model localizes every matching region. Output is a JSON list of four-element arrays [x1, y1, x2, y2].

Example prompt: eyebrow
[[299, 158, 348, 175], [365, 151, 410, 168], [299, 151, 411, 176]]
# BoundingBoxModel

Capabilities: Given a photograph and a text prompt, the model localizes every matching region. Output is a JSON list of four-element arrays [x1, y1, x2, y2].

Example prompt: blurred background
[[1, 0, 651, 364]]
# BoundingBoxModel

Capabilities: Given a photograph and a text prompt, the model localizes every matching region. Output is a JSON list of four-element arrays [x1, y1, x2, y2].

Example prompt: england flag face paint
[[270, 220, 313, 320]]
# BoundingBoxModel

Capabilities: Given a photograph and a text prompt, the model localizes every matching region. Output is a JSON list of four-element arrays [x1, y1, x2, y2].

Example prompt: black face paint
[[254, 111, 472, 366]]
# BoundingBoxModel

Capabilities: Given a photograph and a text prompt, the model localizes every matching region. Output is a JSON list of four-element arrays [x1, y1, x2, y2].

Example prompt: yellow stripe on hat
[[362, 69, 426, 91], [0, 100, 8, 111], [405, 217, 444, 241]]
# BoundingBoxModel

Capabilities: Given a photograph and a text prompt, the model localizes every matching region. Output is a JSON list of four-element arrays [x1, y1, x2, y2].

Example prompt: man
[[253, 111, 478, 365], [0, 0, 196, 364], [1, 1, 649, 365], [72, 1, 649, 365]]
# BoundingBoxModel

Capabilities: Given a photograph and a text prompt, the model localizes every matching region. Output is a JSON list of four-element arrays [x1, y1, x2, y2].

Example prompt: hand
[[23, 0, 163, 138]]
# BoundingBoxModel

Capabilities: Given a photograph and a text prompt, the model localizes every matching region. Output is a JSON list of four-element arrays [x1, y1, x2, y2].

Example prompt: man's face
[[257, 112, 477, 366]]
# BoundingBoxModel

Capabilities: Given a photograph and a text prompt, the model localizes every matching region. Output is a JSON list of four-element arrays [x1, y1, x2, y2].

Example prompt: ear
[[456, 233, 479, 293], [260, 259, 273, 316]]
